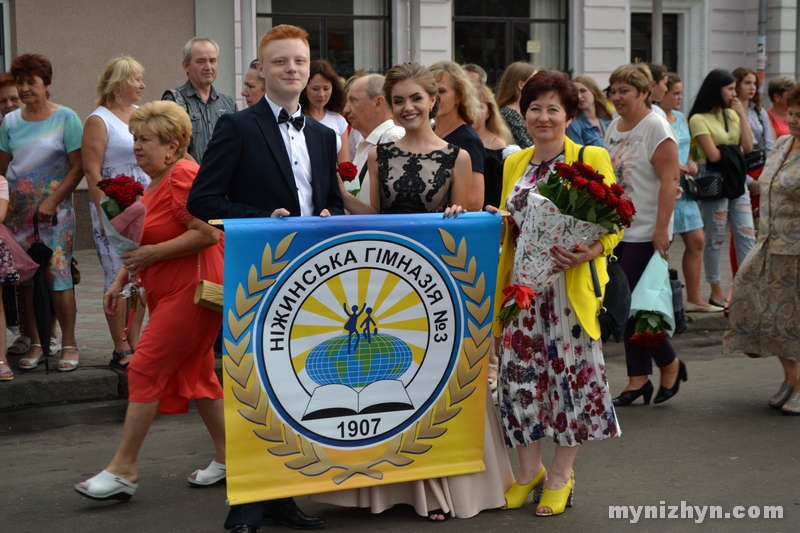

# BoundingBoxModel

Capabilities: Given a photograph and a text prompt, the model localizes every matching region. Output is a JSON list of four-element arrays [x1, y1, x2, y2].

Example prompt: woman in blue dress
[[660, 73, 722, 312]]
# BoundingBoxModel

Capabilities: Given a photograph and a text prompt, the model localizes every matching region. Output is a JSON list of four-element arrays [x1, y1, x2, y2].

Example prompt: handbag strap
[[589, 258, 607, 314]]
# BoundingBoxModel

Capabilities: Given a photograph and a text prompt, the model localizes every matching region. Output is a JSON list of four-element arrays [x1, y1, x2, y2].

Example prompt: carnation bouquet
[[96, 175, 148, 330], [498, 160, 635, 326]]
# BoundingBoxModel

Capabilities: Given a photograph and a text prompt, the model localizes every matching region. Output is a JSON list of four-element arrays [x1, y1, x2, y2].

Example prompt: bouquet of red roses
[[96, 175, 147, 255], [629, 310, 672, 347], [498, 161, 635, 326]]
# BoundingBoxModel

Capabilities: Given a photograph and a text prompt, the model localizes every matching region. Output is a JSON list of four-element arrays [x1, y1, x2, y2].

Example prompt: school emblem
[[254, 232, 463, 449]]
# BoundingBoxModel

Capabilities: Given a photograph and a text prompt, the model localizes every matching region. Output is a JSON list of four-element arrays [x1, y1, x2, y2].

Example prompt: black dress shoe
[[654, 360, 687, 404], [263, 498, 326, 530], [612, 380, 653, 407], [229, 526, 257, 533]]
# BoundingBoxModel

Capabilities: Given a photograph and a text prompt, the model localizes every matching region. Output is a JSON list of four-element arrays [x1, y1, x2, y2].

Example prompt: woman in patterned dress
[[82, 56, 150, 369], [0, 53, 84, 372], [318, 63, 515, 521], [490, 70, 621, 516], [724, 84, 800, 414]]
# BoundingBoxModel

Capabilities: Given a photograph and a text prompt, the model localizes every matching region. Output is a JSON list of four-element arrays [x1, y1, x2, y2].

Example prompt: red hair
[[258, 24, 309, 51], [11, 53, 52, 86], [0, 72, 15, 89], [519, 70, 579, 120]]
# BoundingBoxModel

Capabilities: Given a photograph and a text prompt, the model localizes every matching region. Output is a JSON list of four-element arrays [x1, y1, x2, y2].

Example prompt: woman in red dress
[[75, 101, 226, 502]]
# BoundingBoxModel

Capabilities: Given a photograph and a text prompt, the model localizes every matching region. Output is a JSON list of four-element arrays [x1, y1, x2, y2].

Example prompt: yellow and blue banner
[[222, 213, 500, 504]]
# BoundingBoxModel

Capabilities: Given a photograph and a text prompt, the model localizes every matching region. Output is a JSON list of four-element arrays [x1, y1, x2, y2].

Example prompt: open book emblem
[[254, 232, 463, 449], [302, 303, 415, 421]]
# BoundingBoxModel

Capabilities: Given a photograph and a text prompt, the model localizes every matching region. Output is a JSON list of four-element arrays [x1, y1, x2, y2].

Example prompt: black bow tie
[[278, 108, 304, 131]]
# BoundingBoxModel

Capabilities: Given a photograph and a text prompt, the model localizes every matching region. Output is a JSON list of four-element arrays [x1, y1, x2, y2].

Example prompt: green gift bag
[[629, 253, 675, 337]]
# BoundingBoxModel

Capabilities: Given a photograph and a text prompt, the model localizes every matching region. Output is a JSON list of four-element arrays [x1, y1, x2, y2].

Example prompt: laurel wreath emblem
[[225, 228, 491, 484]]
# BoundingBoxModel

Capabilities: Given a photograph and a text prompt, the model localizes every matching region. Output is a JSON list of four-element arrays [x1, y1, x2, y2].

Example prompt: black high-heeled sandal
[[654, 360, 687, 404], [612, 380, 653, 406], [109, 349, 133, 371]]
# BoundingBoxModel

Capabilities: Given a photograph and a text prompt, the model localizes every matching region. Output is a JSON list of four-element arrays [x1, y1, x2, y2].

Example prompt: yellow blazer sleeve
[[564, 142, 623, 340]]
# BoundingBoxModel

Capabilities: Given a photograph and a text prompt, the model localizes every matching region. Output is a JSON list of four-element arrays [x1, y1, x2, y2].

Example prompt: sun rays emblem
[[254, 232, 462, 449]]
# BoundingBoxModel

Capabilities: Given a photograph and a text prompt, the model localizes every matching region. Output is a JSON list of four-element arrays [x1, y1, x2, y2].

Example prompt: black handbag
[[744, 149, 765, 172], [744, 108, 767, 172], [692, 167, 724, 201], [589, 256, 631, 343]]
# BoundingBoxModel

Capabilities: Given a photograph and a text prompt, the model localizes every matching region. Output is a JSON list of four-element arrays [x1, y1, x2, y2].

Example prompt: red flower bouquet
[[499, 161, 635, 326], [629, 310, 672, 347], [95, 175, 147, 254]]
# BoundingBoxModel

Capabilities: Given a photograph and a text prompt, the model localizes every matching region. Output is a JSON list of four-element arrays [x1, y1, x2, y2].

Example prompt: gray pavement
[[1, 331, 796, 532]]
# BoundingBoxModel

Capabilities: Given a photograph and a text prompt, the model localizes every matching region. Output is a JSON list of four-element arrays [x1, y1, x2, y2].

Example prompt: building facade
[[0, 0, 796, 248]]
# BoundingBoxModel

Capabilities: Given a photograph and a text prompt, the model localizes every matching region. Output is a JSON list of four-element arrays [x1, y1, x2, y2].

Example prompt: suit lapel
[[304, 124, 325, 212], [253, 99, 300, 205]]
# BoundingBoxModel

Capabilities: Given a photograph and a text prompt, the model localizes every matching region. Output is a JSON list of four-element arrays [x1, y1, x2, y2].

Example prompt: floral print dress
[[0, 106, 82, 291], [499, 155, 620, 447]]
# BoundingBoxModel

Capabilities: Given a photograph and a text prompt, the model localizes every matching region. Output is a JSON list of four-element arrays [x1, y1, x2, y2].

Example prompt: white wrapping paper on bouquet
[[512, 191, 609, 294]]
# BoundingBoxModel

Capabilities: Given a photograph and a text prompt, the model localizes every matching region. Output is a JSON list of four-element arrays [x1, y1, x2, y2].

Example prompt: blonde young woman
[[496, 61, 537, 149], [82, 56, 150, 370], [319, 63, 514, 521], [430, 60, 485, 211]]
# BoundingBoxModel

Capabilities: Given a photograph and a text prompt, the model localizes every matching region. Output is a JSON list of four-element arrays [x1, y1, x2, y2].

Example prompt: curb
[[2, 316, 728, 411], [0, 358, 224, 411]]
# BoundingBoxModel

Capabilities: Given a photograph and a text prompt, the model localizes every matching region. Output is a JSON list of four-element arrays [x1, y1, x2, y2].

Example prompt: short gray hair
[[182, 37, 220, 64], [363, 74, 385, 99]]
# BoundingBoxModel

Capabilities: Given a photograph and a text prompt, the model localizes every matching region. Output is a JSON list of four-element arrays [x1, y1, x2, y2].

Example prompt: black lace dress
[[376, 141, 460, 214]]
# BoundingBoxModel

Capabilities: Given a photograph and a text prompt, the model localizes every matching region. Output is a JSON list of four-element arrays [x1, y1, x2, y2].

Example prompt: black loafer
[[263, 498, 326, 530], [229, 526, 257, 533]]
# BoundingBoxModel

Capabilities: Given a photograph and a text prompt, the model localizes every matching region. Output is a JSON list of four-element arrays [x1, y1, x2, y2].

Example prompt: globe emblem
[[305, 333, 413, 388]]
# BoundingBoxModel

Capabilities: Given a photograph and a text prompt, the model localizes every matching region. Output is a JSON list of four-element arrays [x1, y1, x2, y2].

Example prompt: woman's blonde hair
[[129, 101, 192, 159], [608, 62, 654, 105], [495, 61, 537, 108], [476, 84, 513, 145], [96, 56, 144, 107], [383, 62, 440, 118], [429, 60, 482, 124], [574, 74, 612, 121]]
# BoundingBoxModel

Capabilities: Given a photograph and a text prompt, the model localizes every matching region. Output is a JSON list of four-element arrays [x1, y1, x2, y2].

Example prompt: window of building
[[631, 13, 679, 72], [453, 0, 569, 87], [256, 0, 391, 78]]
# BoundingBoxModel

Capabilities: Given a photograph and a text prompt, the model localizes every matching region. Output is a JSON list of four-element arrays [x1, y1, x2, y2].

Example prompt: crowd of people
[[0, 21, 797, 533]]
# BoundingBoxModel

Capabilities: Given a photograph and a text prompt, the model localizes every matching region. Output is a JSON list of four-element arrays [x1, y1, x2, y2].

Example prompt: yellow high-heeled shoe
[[535, 470, 574, 516], [503, 466, 546, 509]]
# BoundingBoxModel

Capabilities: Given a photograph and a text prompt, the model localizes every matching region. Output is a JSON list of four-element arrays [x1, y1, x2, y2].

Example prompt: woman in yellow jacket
[[490, 71, 621, 517]]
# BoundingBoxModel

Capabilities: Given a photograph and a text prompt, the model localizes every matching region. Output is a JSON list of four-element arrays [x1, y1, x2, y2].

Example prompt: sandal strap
[[61, 346, 80, 351]]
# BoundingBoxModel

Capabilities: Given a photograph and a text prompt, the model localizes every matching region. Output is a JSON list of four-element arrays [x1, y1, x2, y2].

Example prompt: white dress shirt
[[265, 95, 314, 216], [349, 119, 405, 203]]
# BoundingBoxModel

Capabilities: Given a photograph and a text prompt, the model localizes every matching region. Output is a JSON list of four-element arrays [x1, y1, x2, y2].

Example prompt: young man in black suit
[[187, 24, 342, 533]]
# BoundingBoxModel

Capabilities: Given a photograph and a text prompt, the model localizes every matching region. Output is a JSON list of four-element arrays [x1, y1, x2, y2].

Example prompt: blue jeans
[[698, 191, 755, 285]]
